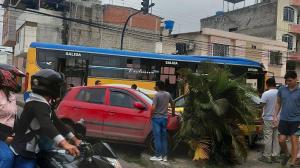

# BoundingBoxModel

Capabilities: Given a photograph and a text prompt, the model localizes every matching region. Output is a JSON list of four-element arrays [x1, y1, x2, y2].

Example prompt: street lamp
[[120, 0, 155, 50]]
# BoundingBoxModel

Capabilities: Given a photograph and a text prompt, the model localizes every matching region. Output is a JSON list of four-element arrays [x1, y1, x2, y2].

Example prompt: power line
[[112, 0, 202, 25], [0, 4, 289, 60], [0, 25, 286, 60], [0, 5, 280, 54], [0, 6, 165, 41], [0, 24, 284, 60]]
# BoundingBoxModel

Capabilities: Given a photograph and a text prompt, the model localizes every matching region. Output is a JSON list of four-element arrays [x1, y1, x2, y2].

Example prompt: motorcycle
[[37, 123, 122, 168]]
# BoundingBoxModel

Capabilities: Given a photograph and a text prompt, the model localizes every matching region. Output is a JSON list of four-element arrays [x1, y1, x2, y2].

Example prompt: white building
[[0, 50, 13, 64]]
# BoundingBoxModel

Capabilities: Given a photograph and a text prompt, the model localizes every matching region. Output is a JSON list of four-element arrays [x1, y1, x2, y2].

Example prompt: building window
[[283, 6, 295, 22], [175, 43, 187, 55], [269, 51, 282, 65], [212, 43, 229, 56], [282, 34, 293, 50], [16, 31, 20, 44], [229, 27, 238, 32]]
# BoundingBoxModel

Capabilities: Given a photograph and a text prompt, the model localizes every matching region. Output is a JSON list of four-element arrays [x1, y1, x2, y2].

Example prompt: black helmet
[[0, 63, 25, 93], [31, 69, 65, 99]]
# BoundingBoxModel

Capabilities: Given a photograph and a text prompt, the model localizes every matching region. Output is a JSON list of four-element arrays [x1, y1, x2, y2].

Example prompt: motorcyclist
[[0, 64, 25, 167], [10, 69, 81, 168]]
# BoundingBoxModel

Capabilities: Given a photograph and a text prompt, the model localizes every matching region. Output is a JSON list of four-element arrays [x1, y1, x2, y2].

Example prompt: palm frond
[[177, 64, 256, 165]]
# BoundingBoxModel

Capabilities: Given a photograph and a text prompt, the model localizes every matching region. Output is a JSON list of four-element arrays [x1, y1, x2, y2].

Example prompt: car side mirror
[[134, 102, 145, 110]]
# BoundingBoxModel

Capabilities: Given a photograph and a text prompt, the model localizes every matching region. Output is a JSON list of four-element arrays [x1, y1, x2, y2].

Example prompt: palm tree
[[177, 64, 257, 165]]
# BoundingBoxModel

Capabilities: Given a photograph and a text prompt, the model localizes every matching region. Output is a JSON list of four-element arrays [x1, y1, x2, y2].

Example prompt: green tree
[[177, 64, 257, 165]]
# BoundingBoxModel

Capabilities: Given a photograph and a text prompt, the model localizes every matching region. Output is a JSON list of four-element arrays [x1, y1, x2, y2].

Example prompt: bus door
[[160, 61, 178, 98], [57, 57, 88, 86]]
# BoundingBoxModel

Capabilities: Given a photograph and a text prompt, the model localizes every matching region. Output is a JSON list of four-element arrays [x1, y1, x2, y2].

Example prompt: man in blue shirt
[[273, 71, 300, 167]]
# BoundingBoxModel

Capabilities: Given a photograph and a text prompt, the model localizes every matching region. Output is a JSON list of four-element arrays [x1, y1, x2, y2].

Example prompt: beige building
[[163, 28, 288, 84], [2, 0, 163, 72], [200, 0, 300, 79]]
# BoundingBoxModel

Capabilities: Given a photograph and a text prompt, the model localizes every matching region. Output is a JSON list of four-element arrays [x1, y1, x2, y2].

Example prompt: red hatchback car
[[57, 85, 180, 150]]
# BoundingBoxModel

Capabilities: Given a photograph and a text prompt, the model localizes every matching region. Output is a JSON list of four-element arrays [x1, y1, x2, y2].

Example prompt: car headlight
[[105, 157, 122, 168]]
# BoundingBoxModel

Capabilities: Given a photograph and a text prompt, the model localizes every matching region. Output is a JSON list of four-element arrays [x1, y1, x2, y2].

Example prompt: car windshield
[[134, 90, 153, 105]]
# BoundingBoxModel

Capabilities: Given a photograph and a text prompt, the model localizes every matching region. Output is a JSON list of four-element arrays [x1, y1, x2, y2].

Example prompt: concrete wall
[[200, 1, 278, 40], [5, 1, 162, 55], [0, 52, 9, 64], [16, 8, 63, 44], [68, 1, 103, 47], [68, 3, 161, 52], [102, 5, 161, 32], [162, 32, 209, 55], [2, 9, 17, 47], [14, 8, 63, 58], [15, 23, 38, 57]]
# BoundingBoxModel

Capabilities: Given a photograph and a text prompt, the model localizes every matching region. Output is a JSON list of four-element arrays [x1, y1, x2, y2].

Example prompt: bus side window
[[92, 56, 109, 66], [37, 53, 57, 69]]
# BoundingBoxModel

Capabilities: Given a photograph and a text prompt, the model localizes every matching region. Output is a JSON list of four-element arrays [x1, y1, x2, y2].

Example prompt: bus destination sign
[[65, 52, 82, 57], [165, 61, 178, 65]]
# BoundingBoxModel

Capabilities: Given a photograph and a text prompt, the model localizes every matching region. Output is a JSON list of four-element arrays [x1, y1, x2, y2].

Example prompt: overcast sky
[[102, 0, 259, 33]]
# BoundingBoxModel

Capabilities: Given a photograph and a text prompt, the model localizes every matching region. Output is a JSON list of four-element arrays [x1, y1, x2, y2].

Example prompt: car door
[[102, 88, 148, 143], [70, 88, 107, 137]]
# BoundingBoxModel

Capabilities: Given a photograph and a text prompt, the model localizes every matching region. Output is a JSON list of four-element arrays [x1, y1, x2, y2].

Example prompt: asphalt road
[[16, 104, 289, 168]]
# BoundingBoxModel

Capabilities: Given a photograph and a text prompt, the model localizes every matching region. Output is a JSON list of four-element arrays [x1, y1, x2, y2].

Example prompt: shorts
[[278, 120, 300, 136]]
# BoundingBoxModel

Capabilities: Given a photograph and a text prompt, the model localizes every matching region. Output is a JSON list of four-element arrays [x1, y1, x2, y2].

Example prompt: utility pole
[[120, 0, 154, 50], [61, 1, 69, 45]]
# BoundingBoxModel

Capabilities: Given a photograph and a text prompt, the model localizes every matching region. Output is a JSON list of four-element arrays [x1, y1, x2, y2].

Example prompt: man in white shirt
[[258, 78, 280, 163]]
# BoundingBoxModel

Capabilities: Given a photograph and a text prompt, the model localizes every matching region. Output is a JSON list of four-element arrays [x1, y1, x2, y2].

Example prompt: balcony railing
[[291, 0, 300, 6], [288, 52, 300, 61], [289, 24, 300, 34]]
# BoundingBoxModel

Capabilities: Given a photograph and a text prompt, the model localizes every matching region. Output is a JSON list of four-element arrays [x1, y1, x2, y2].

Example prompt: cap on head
[[31, 69, 65, 99]]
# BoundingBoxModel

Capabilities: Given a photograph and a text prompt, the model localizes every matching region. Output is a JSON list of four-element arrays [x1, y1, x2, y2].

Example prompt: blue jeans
[[13, 155, 36, 168], [152, 117, 168, 157], [0, 140, 14, 168]]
